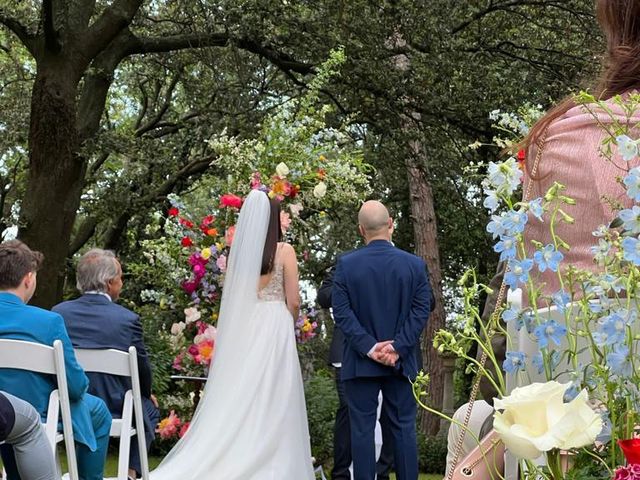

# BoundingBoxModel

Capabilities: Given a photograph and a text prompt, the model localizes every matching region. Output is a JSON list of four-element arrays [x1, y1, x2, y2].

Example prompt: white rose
[[493, 381, 602, 460], [275, 162, 290, 177], [184, 307, 201, 324], [170, 321, 185, 336], [313, 181, 327, 198]]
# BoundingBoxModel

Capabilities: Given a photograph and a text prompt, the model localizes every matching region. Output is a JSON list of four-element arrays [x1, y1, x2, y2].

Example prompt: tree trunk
[[405, 142, 446, 437], [18, 61, 86, 308]]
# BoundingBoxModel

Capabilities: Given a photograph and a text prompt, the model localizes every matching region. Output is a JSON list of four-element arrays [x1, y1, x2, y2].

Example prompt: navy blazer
[[53, 295, 152, 419], [332, 240, 434, 380]]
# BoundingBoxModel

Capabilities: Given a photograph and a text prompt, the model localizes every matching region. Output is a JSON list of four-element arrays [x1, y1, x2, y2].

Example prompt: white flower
[[313, 181, 327, 198], [289, 203, 304, 217], [493, 381, 601, 460], [184, 307, 201, 324], [486, 158, 522, 196], [170, 322, 186, 336], [275, 162, 290, 177]]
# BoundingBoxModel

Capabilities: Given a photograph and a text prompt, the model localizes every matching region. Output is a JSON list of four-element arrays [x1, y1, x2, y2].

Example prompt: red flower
[[179, 422, 190, 438], [179, 218, 194, 229], [619, 439, 640, 464], [517, 149, 526, 168], [181, 236, 194, 247], [199, 215, 215, 233], [168, 207, 179, 217], [220, 193, 243, 209]]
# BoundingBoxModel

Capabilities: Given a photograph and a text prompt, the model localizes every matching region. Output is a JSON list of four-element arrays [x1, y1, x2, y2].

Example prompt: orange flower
[[206, 228, 218, 237], [317, 168, 326, 180]]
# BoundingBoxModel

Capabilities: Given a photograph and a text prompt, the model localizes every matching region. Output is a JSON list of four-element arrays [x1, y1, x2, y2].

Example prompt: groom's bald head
[[358, 201, 392, 242]]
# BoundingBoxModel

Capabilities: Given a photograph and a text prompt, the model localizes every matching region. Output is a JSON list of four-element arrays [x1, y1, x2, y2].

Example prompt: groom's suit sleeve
[[332, 258, 377, 357], [393, 259, 433, 361]]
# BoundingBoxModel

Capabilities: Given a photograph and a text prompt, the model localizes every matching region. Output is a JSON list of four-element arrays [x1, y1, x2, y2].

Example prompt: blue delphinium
[[623, 167, 640, 202], [494, 236, 517, 261], [552, 290, 571, 313], [502, 209, 528, 235], [563, 383, 580, 402], [590, 239, 611, 264], [483, 190, 500, 213], [505, 258, 534, 289], [486, 214, 506, 239], [619, 205, 640, 233], [622, 236, 640, 265], [533, 244, 564, 273], [607, 345, 633, 377], [534, 319, 567, 348], [532, 350, 561, 375], [616, 134, 639, 162], [593, 311, 629, 346], [528, 198, 544, 221], [503, 351, 527, 374]]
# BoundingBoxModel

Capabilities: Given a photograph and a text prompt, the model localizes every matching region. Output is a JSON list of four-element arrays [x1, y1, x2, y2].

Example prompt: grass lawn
[[5, 454, 442, 479]]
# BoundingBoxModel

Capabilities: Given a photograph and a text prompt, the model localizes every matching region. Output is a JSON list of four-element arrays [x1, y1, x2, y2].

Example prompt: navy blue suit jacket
[[53, 295, 152, 420], [332, 240, 434, 380]]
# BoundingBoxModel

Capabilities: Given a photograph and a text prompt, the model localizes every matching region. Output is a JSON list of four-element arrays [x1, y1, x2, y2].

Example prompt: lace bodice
[[258, 263, 285, 301]]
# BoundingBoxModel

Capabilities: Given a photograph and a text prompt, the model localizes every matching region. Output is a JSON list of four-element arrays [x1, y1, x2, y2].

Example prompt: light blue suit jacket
[[0, 292, 100, 450]]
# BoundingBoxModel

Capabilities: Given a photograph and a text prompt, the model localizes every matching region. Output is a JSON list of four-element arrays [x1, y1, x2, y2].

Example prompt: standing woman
[[521, 0, 640, 298]]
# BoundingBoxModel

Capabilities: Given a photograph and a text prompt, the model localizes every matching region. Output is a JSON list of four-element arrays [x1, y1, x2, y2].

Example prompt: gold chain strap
[[445, 130, 548, 479]]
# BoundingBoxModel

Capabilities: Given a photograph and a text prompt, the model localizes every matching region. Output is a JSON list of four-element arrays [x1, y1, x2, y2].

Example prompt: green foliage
[[417, 433, 448, 475], [304, 370, 339, 467]]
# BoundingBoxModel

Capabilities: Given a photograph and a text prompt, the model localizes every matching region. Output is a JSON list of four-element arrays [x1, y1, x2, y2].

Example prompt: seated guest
[[0, 240, 111, 480], [54, 249, 160, 480], [0, 391, 57, 480]]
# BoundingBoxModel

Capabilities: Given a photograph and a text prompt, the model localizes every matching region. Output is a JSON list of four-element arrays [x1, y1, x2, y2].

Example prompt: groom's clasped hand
[[369, 340, 399, 367]]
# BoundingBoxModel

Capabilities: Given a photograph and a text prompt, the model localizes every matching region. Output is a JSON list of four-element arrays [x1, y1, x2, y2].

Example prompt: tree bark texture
[[406, 141, 446, 437], [19, 62, 86, 308]]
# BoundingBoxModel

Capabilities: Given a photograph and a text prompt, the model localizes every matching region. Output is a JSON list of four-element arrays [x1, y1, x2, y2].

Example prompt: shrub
[[304, 369, 338, 468], [418, 433, 447, 474]]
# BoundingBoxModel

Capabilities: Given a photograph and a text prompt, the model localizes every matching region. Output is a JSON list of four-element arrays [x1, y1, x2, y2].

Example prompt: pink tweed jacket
[[523, 99, 640, 299]]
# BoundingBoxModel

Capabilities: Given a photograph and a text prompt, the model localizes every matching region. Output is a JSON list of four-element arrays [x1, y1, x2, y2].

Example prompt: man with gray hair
[[53, 248, 160, 480]]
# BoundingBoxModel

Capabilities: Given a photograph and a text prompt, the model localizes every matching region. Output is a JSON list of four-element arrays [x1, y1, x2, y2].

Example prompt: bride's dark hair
[[523, 0, 640, 154], [261, 195, 282, 275]]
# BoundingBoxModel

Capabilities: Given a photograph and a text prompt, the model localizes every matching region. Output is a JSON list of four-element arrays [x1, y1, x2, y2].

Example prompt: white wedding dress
[[152, 191, 315, 480]]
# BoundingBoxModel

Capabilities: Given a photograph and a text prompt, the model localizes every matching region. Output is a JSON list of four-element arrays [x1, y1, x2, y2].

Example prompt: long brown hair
[[260, 197, 282, 275], [524, 0, 640, 150]]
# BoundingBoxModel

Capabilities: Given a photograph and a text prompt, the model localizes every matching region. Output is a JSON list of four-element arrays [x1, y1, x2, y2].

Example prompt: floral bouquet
[[416, 95, 640, 479], [295, 309, 319, 344]]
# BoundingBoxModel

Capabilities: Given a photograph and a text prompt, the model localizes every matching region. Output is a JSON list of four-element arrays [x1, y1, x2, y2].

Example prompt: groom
[[332, 201, 434, 480]]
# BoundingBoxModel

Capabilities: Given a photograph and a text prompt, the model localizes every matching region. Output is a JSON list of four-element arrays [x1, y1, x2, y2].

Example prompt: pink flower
[[156, 411, 181, 439], [225, 226, 236, 247], [216, 254, 227, 272], [250, 172, 262, 189], [220, 193, 243, 209], [172, 353, 184, 371], [181, 279, 199, 295]]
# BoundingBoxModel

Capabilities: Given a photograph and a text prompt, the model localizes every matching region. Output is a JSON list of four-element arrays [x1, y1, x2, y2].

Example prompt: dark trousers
[[128, 397, 160, 477], [344, 375, 418, 480], [332, 368, 395, 480]]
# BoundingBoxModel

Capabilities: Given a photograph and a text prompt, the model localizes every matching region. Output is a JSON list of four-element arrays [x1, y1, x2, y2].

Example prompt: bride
[[152, 190, 315, 479]]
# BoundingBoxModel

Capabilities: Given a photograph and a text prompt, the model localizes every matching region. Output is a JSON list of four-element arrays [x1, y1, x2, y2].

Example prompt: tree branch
[[0, 11, 38, 56], [84, 0, 143, 59]]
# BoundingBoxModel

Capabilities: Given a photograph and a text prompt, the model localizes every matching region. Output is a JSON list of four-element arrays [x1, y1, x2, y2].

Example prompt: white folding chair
[[0, 339, 79, 480], [74, 346, 149, 480]]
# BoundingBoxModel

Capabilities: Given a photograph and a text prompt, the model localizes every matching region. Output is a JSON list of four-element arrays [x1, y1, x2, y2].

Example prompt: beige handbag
[[448, 131, 548, 480]]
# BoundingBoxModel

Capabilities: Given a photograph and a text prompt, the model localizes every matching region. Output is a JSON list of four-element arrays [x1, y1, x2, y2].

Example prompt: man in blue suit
[[53, 248, 160, 480], [332, 201, 434, 480], [0, 240, 111, 480]]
